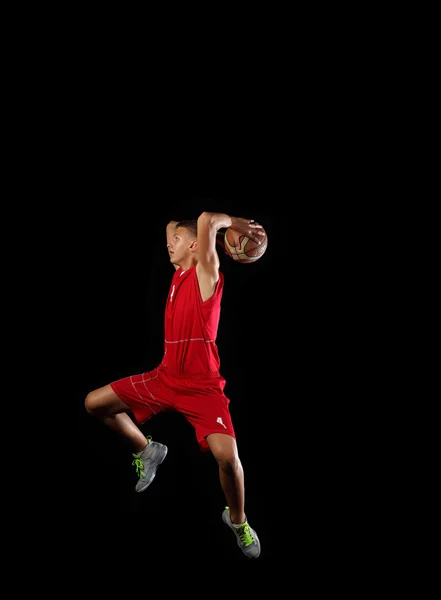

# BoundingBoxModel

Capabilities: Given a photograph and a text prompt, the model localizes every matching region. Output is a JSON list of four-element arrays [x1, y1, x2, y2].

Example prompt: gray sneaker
[[222, 506, 261, 558], [132, 438, 168, 492]]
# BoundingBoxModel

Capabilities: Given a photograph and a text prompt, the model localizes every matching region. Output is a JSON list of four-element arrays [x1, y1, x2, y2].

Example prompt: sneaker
[[222, 506, 261, 558], [132, 436, 168, 492]]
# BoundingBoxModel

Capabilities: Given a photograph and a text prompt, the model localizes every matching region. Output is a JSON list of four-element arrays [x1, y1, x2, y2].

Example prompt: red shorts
[[110, 365, 235, 451]]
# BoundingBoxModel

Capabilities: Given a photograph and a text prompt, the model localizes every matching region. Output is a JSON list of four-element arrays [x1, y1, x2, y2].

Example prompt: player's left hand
[[231, 218, 265, 245]]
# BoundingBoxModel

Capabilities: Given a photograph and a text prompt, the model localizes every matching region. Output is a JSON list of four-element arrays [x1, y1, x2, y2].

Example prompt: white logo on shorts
[[216, 417, 227, 429]]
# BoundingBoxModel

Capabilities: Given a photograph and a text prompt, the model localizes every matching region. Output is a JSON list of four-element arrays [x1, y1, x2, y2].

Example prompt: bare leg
[[207, 433, 245, 525], [85, 384, 148, 453]]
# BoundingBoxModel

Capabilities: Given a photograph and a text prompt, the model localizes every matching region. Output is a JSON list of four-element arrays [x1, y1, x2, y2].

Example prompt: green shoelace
[[132, 436, 153, 478], [132, 456, 144, 478], [235, 522, 254, 547], [226, 506, 255, 546]]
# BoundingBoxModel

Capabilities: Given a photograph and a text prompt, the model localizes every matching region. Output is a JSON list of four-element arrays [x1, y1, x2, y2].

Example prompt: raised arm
[[196, 212, 264, 301]]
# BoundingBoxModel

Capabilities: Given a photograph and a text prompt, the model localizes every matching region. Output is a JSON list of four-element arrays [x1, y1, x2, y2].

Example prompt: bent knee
[[84, 385, 127, 416], [85, 391, 100, 414]]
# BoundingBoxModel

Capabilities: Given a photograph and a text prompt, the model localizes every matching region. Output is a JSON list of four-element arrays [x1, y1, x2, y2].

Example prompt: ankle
[[134, 442, 149, 455], [231, 512, 246, 526]]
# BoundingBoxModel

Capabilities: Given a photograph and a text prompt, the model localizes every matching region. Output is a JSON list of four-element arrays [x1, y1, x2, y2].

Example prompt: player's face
[[167, 227, 196, 265]]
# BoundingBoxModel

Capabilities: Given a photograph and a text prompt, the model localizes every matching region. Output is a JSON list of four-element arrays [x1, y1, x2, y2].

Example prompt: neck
[[177, 256, 198, 271]]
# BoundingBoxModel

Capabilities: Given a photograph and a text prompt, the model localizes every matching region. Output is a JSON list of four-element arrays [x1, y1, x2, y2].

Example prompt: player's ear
[[189, 240, 198, 251]]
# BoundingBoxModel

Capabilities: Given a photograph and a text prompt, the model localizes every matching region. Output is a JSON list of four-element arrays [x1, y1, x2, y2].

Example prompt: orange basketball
[[223, 225, 268, 263]]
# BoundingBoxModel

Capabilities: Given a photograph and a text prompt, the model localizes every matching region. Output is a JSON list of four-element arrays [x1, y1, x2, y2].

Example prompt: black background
[[7, 22, 377, 586]]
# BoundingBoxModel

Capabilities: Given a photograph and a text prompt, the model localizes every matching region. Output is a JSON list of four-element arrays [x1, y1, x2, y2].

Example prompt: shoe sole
[[222, 510, 261, 558], [136, 445, 168, 492]]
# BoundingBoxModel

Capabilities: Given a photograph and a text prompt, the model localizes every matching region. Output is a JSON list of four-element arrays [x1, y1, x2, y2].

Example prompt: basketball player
[[85, 212, 265, 559]]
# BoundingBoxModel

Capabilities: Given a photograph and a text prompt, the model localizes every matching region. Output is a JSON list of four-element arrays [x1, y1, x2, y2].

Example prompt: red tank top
[[160, 266, 224, 375]]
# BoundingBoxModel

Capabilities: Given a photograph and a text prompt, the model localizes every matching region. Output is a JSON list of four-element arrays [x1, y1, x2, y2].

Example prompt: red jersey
[[160, 266, 224, 376]]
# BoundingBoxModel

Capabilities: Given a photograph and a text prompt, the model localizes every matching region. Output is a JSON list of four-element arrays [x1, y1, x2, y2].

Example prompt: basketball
[[223, 226, 268, 263]]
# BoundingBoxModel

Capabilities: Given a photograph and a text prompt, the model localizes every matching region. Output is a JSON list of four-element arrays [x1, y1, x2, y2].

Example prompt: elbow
[[198, 212, 215, 228]]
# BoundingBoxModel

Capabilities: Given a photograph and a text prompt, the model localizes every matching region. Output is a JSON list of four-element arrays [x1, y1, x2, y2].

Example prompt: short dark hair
[[175, 219, 198, 239]]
